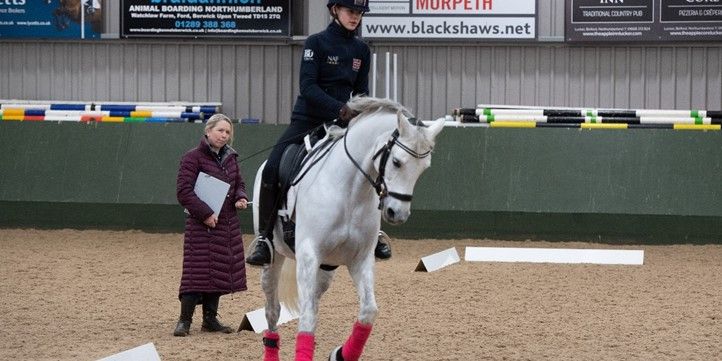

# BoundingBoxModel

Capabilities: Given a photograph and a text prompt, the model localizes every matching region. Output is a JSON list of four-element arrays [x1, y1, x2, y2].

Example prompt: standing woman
[[246, 0, 392, 266], [173, 114, 249, 336]]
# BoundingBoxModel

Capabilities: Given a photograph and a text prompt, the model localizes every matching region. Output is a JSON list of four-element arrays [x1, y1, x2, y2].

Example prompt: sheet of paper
[[194, 171, 230, 216]]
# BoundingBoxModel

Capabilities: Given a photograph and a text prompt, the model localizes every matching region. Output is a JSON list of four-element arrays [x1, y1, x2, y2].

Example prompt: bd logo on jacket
[[303, 49, 314, 61], [352, 58, 362, 72]]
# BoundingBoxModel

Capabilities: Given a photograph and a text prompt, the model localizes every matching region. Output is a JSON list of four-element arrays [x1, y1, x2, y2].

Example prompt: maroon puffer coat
[[176, 138, 248, 296]]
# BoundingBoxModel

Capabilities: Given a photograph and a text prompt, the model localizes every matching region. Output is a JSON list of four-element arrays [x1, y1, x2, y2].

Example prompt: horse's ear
[[396, 110, 413, 136], [426, 117, 445, 139]]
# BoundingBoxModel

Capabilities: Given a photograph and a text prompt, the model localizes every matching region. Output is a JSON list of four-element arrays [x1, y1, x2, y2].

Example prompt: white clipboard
[[193, 171, 230, 216]]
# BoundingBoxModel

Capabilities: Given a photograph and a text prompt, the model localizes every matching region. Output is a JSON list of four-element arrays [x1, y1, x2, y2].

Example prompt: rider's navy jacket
[[291, 21, 370, 125]]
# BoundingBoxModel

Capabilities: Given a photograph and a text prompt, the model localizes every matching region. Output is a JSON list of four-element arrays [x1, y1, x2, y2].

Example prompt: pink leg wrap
[[295, 332, 315, 361], [341, 322, 373, 361], [263, 331, 281, 361]]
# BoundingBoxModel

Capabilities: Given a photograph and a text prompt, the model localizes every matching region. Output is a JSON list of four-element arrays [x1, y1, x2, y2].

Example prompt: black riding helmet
[[327, 0, 370, 13]]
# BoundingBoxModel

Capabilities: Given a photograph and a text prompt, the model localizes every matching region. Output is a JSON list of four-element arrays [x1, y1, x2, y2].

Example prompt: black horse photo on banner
[[0, 0, 102, 39], [52, 0, 103, 34]]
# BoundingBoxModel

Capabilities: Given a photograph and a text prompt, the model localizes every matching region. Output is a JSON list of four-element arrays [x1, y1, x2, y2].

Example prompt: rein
[[343, 120, 431, 209]]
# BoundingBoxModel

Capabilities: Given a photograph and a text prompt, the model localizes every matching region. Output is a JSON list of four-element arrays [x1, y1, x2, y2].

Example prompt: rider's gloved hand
[[336, 104, 356, 128]]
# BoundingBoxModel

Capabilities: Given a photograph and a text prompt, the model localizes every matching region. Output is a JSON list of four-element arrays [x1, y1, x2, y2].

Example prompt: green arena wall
[[0, 122, 719, 244]]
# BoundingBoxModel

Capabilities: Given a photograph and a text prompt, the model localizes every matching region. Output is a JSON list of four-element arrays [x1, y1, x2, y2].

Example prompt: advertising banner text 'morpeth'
[[121, 0, 290, 38], [362, 0, 536, 40]]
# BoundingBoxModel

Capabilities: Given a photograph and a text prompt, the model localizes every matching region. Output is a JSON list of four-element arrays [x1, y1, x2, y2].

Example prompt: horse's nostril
[[386, 208, 395, 219]]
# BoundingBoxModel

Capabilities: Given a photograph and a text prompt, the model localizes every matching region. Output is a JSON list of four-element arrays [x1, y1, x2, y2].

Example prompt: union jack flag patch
[[352, 58, 362, 71]]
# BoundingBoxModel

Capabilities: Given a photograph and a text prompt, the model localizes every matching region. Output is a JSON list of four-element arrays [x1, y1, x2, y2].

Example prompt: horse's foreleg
[[331, 256, 377, 361], [294, 248, 321, 361], [349, 256, 378, 324], [261, 255, 285, 361]]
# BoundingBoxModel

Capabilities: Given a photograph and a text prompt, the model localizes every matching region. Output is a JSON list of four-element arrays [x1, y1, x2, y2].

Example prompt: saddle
[[276, 125, 339, 254]]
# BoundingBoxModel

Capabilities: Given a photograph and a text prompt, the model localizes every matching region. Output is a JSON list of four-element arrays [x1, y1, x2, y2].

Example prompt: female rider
[[246, 0, 392, 266]]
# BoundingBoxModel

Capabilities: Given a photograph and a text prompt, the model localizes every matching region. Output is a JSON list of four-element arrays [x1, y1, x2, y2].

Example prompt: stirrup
[[377, 230, 391, 245], [375, 230, 392, 260]]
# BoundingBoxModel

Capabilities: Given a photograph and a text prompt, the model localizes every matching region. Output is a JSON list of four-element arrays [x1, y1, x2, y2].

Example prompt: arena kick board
[[239, 304, 298, 333], [465, 247, 644, 265]]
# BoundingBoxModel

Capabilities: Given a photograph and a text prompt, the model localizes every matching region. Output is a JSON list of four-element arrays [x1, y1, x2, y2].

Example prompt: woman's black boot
[[173, 293, 199, 336], [201, 294, 233, 333]]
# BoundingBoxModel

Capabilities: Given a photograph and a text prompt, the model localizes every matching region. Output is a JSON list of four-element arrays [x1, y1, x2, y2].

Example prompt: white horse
[[252, 97, 445, 361]]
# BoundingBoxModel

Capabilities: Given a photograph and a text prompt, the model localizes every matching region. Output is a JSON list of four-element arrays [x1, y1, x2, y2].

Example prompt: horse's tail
[[278, 259, 300, 314]]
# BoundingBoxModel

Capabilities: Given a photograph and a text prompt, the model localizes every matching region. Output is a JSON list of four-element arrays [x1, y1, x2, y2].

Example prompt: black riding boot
[[201, 294, 233, 333], [246, 182, 279, 266], [173, 293, 200, 336]]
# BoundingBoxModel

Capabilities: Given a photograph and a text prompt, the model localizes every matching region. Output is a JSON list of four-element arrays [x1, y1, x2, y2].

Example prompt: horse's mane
[[324, 96, 414, 138], [346, 96, 412, 119]]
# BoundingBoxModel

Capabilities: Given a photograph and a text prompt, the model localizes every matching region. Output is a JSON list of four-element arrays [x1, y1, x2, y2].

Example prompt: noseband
[[343, 122, 431, 209]]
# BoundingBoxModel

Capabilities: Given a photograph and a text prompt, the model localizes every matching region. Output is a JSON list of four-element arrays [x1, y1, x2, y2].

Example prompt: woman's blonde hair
[[204, 114, 234, 146]]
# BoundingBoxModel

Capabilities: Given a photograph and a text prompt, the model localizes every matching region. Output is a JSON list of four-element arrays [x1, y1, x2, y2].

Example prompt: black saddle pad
[[276, 140, 309, 255]]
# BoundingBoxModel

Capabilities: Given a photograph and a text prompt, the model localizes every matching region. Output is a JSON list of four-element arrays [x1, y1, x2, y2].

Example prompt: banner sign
[[0, 0, 103, 39], [567, 0, 722, 42], [362, 0, 536, 40], [121, 0, 290, 38]]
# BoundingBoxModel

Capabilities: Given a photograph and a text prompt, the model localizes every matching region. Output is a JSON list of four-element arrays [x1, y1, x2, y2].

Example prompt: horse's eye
[[392, 158, 401, 168]]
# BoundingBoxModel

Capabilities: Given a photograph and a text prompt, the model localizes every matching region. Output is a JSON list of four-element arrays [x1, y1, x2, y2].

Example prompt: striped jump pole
[[0, 100, 220, 123], [449, 106, 722, 131], [471, 107, 720, 119]]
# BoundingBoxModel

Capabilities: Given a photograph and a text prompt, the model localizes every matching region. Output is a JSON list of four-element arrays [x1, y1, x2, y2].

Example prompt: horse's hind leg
[[329, 257, 377, 361], [315, 268, 335, 299], [261, 254, 285, 361]]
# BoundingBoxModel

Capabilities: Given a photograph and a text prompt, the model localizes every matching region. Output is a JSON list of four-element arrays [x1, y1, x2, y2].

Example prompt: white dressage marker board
[[465, 247, 644, 265], [238, 304, 299, 333], [415, 247, 460, 272], [97, 343, 161, 361]]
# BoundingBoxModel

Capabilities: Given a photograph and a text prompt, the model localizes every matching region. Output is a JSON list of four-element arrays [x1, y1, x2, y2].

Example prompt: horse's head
[[374, 112, 444, 225]]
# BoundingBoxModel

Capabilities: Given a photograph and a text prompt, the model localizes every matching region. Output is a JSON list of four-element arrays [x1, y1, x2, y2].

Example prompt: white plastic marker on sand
[[238, 303, 299, 333], [465, 247, 644, 265], [97, 343, 161, 361], [415, 247, 461, 272]]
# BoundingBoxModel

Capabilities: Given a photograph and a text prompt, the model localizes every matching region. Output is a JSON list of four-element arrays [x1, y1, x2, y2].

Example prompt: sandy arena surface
[[0, 229, 719, 361]]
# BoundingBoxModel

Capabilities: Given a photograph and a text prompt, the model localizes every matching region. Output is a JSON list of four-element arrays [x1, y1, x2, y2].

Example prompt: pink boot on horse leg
[[329, 321, 373, 361], [263, 330, 281, 361], [295, 332, 315, 361]]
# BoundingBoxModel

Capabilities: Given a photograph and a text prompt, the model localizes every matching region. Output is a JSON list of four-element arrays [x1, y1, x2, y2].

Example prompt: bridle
[[343, 121, 432, 209]]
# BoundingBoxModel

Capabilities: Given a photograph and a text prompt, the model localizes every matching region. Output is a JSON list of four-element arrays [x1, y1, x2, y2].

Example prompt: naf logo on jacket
[[326, 55, 339, 65]]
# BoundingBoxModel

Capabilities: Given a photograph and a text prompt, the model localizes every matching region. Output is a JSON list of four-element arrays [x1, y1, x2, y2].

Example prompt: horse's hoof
[[328, 346, 343, 361]]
